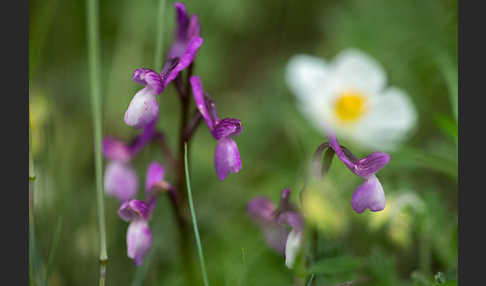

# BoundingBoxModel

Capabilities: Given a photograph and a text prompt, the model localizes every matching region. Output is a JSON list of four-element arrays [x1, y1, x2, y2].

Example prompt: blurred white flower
[[286, 48, 417, 151]]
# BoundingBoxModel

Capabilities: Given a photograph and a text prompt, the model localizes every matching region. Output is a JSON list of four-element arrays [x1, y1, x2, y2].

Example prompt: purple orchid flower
[[247, 188, 304, 268], [118, 200, 153, 266], [117, 161, 168, 266], [189, 75, 243, 181], [327, 133, 390, 213], [168, 2, 201, 60], [102, 121, 158, 202], [124, 2, 203, 128]]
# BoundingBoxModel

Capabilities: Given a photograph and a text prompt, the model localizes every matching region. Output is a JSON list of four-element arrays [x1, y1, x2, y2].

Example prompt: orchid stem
[[184, 110, 203, 142], [86, 0, 108, 284], [184, 143, 210, 286], [174, 76, 195, 285]]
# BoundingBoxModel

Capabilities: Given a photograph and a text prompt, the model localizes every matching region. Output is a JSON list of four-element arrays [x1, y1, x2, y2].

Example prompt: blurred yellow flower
[[368, 191, 424, 248], [388, 210, 413, 248], [302, 179, 349, 236], [29, 92, 49, 156]]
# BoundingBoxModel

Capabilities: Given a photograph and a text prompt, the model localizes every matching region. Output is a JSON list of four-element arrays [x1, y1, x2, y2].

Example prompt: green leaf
[[434, 114, 458, 144], [308, 256, 362, 275], [441, 280, 458, 286], [392, 147, 457, 180], [44, 217, 63, 286], [436, 55, 458, 122], [305, 274, 315, 286]]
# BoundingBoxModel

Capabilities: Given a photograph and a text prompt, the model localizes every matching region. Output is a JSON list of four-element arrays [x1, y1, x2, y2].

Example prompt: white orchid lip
[[285, 229, 303, 269], [124, 87, 159, 129], [286, 48, 417, 151]]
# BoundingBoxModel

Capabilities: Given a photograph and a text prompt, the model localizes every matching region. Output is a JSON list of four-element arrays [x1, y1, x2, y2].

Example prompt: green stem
[[29, 113, 35, 285], [184, 143, 210, 286], [86, 0, 108, 284]]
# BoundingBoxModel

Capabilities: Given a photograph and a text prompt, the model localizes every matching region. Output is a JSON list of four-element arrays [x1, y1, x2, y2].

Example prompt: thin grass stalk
[[29, 114, 36, 285], [184, 143, 210, 286], [85, 0, 108, 284], [154, 0, 166, 72]]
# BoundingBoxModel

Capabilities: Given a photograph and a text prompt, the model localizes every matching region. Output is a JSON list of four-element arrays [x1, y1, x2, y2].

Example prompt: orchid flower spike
[[124, 2, 203, 128], [326, 133, 391, 213], [190, 75, 243, 181], [247, 188, 304, 268]]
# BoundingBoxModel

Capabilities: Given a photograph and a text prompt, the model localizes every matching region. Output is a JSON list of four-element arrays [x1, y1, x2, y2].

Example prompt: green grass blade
[[85, 0, 108, 284], [154, 0, 166, 71], [238, 248, 248, 286], [44, 217, 63, 286], [184, 143, 210, 286]]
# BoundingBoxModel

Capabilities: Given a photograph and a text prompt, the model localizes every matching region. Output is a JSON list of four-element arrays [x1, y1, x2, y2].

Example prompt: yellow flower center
[[334, 90, 368, 123]]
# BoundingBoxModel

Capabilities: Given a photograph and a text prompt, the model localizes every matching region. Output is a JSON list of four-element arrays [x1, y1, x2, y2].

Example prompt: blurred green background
[[29, 0, 457, 285]]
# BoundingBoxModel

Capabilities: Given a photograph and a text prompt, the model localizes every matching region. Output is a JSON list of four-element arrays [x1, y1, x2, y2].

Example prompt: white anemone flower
[[286, 48, 417, 151]]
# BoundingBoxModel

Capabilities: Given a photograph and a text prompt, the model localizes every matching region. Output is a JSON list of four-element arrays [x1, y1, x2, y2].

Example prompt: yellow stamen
[[334, 90, 368, 123]]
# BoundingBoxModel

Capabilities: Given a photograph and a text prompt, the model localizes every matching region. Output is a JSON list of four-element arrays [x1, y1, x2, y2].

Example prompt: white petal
[[352, 87, 417, 151], [331, 48, 387, 95], [285, 229, 302, 269], [124, 87, 159, 128], [127, 220, 152, 266], [286, 54, 329, 105]]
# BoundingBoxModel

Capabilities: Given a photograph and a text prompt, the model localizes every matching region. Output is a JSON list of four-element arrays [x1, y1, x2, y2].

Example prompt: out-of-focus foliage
[[29, 0, 457, 285]]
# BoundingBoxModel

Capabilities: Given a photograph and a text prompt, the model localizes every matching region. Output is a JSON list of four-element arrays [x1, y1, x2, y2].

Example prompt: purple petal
[[247, 197, 277, 224], [127, 220, 152, 266], [214, 137, 242, 181], [278, 188, 295, 213], [351, 175, 386, 213], [173, 2, 189, 42], [104, 161, 139, 202], [263, 224, 289, 255], [206, 97, 220, 125], [328, 134, 390, 178], [128, 119, 158, 155], [168, 3, 201, 60], [124, 87, 159, 128], [355, 152, 391, 177], [327, 133, 358, 173], [190, 75, 215, 130], [159, 58, 180, 87], [187, 15, 200, 40], [118, 200, 150, 222], [102, 137, 132, 162], [278, 211, 304, 232], [145, 162, 165, 193], [132, 68, 164, 94], [212, 118, 242, 140], [165, 36, 203, 85]]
